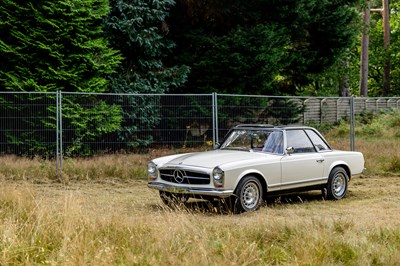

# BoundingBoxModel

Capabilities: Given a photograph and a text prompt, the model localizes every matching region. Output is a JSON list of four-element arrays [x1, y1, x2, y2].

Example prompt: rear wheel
[[231, 176, 263, 213], [326, 167, 348, 200]]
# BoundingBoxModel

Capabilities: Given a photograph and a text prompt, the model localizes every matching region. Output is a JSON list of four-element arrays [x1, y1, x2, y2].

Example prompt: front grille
[[159, 168, 210, 185]]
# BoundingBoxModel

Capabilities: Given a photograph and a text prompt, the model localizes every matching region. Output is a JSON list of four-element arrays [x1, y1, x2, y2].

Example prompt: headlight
[[212, 167, 224, 187], [148, 161, 157, 180]]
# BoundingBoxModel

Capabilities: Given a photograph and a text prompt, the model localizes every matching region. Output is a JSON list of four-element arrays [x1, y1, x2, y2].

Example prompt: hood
[[163, 150, 270, 169]]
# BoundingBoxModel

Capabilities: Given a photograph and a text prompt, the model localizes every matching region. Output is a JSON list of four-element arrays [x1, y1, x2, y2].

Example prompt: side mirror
[[286, 146, 295, 154]]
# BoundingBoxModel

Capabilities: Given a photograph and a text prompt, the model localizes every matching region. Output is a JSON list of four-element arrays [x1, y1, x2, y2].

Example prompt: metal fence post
[[56, 90, 63, 179], [56, 91, 60, 178], [60, 91, 63, 178], [212, 92, 219, 147]]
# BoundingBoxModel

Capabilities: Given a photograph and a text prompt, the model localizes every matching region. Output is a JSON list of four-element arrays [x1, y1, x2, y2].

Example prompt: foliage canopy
[[167, 0, 361, 95], [0, 0, 124, 154], [0, 0, 122, 92], [103, 0, 189, 94]]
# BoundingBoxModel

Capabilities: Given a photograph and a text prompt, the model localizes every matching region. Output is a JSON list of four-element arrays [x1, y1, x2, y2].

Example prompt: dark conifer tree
[[0, 0, 121, 92], [0, 0, 124, 155], [167, 0, 361, 95], [104, 0, 189, 93]]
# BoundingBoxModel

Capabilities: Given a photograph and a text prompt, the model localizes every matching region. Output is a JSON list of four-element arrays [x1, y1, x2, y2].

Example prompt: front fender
[[225, 168, 267, 191]]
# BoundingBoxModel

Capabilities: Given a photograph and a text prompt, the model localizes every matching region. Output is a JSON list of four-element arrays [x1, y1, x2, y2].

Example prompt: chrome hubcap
[[333, 172, 346, 196], [242, 182, 260, 209]]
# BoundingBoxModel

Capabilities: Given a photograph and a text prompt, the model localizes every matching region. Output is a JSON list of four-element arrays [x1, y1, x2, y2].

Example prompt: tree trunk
[[339, 50, 350, 97], [339, 77, 350, 97], [360, 0, 370, 97], [382, 0, 390, 96]]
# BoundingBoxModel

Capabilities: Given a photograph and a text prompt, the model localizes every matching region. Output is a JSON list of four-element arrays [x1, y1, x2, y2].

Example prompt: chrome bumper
[[147, 182, 234, 198]]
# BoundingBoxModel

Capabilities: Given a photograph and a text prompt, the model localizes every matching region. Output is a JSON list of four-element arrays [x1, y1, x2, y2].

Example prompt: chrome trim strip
[[281, 177, 327, 187], [159, 166, 211, 174], [147, 182, 233, 198], [160, 173, 209, 180]]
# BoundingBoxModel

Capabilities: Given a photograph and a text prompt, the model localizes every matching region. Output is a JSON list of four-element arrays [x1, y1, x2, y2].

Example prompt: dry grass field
[[1, 111, 400, 265], [1, 172, 400, 265]]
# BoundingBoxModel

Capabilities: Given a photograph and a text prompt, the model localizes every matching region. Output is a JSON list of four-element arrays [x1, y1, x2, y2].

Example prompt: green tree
[[367, 1, 400, 96], [167, 0, 361, 95], [103, 0, 189, 147], [104, 0, 189, 94], [173, 24, 289, 94], [0, 0, 123, 155], [297, 1, 400, 97], [0, 0, 121, 92], [390, 2, 400, 95]]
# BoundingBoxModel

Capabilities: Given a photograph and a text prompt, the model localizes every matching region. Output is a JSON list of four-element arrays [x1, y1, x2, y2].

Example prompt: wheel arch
[[237, 172, 268, 200], [330, 163, 351, 181]]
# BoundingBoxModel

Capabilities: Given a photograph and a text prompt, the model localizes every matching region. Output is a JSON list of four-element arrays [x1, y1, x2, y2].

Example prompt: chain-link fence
[[59, 92, 215, 154], [1, 91, 400, 175], [0, 92, 57, 156]]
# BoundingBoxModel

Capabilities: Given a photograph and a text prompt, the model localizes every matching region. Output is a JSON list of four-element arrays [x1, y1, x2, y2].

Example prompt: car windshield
[[219, 129, 284, 154]]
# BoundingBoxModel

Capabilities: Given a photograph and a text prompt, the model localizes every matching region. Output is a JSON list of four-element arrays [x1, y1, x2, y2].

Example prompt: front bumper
[[147, 182, 234, 198]]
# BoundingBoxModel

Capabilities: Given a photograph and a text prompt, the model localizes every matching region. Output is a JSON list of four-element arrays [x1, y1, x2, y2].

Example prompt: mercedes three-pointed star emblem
[[173, 169, 185, 183]]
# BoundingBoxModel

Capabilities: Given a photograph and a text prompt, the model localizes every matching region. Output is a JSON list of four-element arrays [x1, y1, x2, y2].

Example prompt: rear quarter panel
[[321, 150, 365, 178]]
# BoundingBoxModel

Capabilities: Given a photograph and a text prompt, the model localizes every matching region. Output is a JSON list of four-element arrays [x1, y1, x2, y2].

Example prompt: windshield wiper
[[220, 147, 251, 152]]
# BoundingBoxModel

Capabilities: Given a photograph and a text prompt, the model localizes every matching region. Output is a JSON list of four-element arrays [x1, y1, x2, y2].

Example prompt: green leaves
[[0, 0, 122, 93], [168, 0, 361, 95], [104, 0, 189, 94], [62, 97, 123, 155], [103, 0, 189, 145], [0, 0, 125, 154], [185, 24, 289, 94]]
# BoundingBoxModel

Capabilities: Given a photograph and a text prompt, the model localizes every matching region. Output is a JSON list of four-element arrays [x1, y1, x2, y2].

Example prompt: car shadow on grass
[[150, 199, 233, 215], [149, 191, 328, 215], [266, 191, 326, 206]]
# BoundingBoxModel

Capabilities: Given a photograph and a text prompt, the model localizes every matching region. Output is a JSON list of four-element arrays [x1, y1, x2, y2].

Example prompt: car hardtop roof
[[234, 124, 315, 130], [234, 124, 274, 129], [275, 125, 316, 130]]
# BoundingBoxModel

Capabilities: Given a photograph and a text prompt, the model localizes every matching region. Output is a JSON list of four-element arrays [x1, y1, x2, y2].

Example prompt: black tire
[[326, 167, 348, 200], [159, 191, 189, 208], [231, 175, 263, 213]]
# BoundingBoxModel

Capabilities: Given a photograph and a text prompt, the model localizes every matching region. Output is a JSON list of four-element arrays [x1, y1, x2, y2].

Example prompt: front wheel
[[326, 167, 348, 200], [231, 176, 263, 213]]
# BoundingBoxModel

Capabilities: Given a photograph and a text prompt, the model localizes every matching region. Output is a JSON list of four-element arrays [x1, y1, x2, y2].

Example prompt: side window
[[286, 130, 315, 153], [305, 129, 330, 151], [262, 131, 283, 154]]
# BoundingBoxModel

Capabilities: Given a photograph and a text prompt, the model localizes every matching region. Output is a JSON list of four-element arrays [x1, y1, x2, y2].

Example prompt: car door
[[280, 129, 325, 190]]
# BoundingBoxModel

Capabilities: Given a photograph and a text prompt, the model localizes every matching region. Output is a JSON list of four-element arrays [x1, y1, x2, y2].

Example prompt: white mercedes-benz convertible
[[148, 124, 364, 213]]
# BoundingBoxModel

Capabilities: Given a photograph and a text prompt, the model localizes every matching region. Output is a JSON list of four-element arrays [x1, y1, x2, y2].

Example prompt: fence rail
[[1, 92, 400, 176]]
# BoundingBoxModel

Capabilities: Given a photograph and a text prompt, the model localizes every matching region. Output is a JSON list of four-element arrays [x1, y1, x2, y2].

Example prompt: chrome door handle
[[316, 159, 325, 163]]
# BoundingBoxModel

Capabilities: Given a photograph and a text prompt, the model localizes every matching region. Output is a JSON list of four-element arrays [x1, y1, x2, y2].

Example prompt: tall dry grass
[[0, 176, 400, 265], [324, 109, 400, 176], [0, 148, 201, 182], [1, 110, 400, 181], [0, 136, 397, 182], [1, 110, 400, 264]]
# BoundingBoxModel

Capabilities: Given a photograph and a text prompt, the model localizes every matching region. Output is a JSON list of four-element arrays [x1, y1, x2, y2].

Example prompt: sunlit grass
[[1, 177, 400, 265], [1, 110, 400, 264], [0, 148, 203, 181], [0, 155, 56, 180]]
